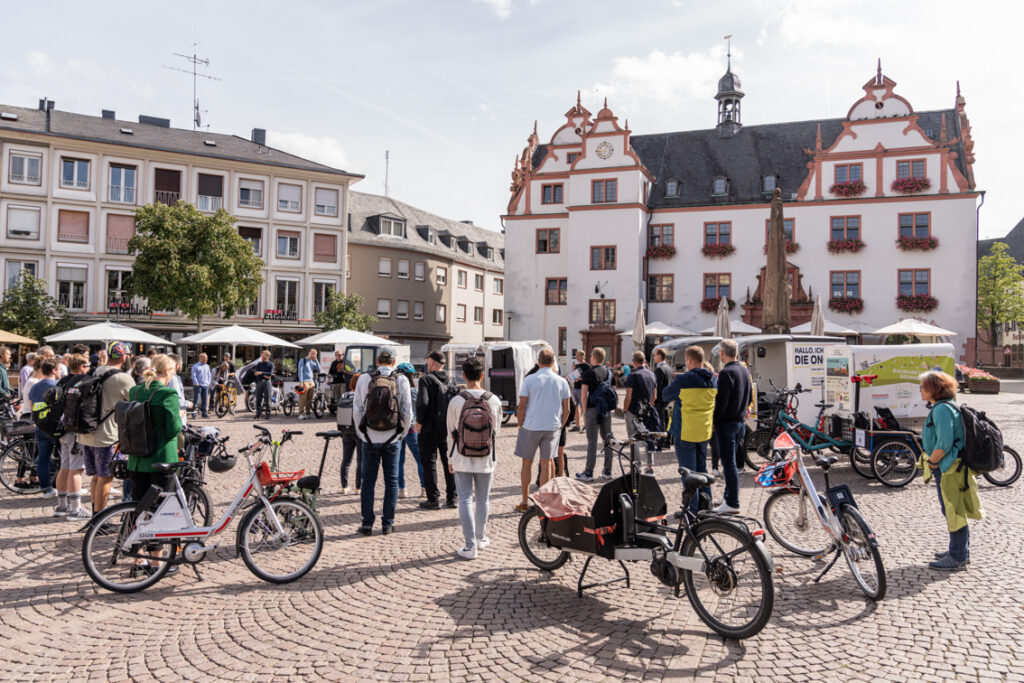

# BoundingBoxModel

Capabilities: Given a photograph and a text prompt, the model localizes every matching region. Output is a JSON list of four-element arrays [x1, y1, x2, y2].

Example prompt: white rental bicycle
[[761, 429, 886, 600], [82, 449, 323, 593]]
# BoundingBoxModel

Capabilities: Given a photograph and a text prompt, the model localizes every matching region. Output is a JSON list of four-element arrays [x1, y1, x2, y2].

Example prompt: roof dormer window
[[712, 177, 728, 196], [665, 179, 680, 197], [762, 175, 777, 193], [380, 217, 406, 237]]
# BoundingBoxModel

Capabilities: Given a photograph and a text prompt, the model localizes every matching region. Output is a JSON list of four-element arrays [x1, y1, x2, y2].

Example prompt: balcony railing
[[313, 252, 336, 263], [238, 196, 263, 209], [109, 186, 136, 204], [197, 195, 223, 212], [106, 237, 131, 254], [58, 292, 85, 310], [155, 190, 180, 205], [57, 231, 89, 244]]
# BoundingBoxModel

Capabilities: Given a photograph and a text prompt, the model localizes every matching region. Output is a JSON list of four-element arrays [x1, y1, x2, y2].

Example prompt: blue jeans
[[398, 431, 424, 490], [674, 439, 709, 512], [360, 441, 401, 528], [34, 427, 56, 490], [934, 468, 970, 562], [715, 421, 745, 508], [193, 385, 209, 416], [455, 471, 493, 550]]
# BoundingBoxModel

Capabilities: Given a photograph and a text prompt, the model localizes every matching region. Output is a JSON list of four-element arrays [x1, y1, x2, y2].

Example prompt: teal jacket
[[922, 400, 963, 473], [0, 364, 10, 399]]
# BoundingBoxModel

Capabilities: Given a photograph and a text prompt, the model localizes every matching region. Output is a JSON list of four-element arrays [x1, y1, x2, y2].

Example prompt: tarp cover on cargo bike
[[531, 475, 667, 559]]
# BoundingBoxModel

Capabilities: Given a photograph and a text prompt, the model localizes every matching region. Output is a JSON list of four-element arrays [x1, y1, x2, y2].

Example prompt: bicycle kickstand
[[813, 548, 841, 583], [191, 563, 204, 582]]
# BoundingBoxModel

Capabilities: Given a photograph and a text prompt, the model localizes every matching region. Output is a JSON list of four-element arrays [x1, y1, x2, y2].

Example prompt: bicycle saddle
[[813, 455, 838, 470], [315, 430, 344, 439], [151, 461, 188, 473], [678, 467, 715, 488], [814, 401, 835, 409]]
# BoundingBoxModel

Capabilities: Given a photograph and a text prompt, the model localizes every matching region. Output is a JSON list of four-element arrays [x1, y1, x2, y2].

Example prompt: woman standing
[[919, 370, 981, 572], [253, 350, 275, 419], [395, 364, 425, 498]]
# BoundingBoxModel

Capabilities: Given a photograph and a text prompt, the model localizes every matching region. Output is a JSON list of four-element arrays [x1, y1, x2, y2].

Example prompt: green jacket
[[126, 383, 182, 474], [0, 364, 10, 399], [920, 454, 985, 533]]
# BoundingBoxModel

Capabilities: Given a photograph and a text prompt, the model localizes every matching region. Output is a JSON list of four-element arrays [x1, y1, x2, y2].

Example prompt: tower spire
[[725, 34, 732, 70], [577, 90, 581, 107], [876, 58, 882, 85]]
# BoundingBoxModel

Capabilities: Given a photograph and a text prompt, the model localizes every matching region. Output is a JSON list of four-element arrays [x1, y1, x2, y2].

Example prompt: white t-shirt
[[447, 389, 502, 474], [20, 377, 39, 416]]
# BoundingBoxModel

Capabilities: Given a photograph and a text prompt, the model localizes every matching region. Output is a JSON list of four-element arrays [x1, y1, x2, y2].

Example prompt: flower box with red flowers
[[895, 295, 938, 312], [646, 245, 677, 260], [763, 242, 800, 255], [827, 239, 866, 254], [890, 177, 931, 194], [829, 180, 867, 198], [896, 236, 938, 251], [701, 243, 735, 258], [700, 298, 735, 313], [828, 296, 864, 314]]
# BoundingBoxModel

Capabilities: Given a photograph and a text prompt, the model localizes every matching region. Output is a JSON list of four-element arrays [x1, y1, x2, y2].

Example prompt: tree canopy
[[977, 241, 1024, 362], [0, 273, 74, 342], [313, 291, 377, 332], [128, 202, 263, 329]]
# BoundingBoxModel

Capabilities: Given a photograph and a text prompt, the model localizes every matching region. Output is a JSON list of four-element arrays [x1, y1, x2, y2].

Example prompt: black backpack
[[114, 392, 157, 457], [360, 371, 402, 441], [432, 380, 460, 434], [62, 369, 122, 434], [957, 403, 1003, 475], [31, 374, 83, 437]]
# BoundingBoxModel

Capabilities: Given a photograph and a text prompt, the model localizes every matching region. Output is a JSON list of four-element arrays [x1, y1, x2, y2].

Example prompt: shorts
[[514, 428, 558, 460], [83, 445, 117, 478], [59, 433, 84, 470]]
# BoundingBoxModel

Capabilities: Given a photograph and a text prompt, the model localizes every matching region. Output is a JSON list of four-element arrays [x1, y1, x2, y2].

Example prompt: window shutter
[[6, 207, 40, 238], [279, 184, 301, 203], [106, 214, 135, 239], [240, 178, 262, 191], [239, 227, 262, 240], [57, 266, 87, 281], [315, 188, 337, 207], [57, 210, 89, 242], [197, 173, 223, 196], [313, 234, 336, 262]]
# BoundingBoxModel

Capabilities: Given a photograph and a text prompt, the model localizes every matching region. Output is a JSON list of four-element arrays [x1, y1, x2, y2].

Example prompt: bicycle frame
[[776, 410, 850, 453], [775, 443, 845, 553]]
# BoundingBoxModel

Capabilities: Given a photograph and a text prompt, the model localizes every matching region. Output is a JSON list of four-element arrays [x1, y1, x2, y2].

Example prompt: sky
[[1, 0, 1020, 238]]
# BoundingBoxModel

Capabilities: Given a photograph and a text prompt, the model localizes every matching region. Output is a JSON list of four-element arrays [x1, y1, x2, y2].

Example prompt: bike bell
[[207, 451, 237, 473]]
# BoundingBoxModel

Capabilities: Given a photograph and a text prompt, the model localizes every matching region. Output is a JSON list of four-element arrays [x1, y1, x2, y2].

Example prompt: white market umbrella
[[714, 297, 731, 338], [809, 295, 825, 336], [791, 317, 859, 336], [700, 320, 761, 336], [619, 321, 695, 338], [632, 300, 646, 349], [296, 328, 399, 347], [178, 324, 299, 361], [872, 318, 956, 341], [45, 321, 170, 346]]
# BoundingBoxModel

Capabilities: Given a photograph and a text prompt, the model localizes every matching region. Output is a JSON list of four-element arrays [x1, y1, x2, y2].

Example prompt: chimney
[[101, 109, 116, 120], [138, 114, 170, 128], [39, 98, 54, 132], [251, 128, 266, 146]]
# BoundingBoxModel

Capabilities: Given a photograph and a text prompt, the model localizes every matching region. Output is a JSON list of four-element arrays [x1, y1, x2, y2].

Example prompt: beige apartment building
[[347, 191, 505, 360], [0, 99, 361, 340]]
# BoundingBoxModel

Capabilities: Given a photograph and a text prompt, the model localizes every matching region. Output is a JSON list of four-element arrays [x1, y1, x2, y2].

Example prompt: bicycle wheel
[[246, 393, 256, 412], [282, 395, 295, 417], [680, 519, 775, 640], [0, 439, 39, 494], [871, 440, 918, 488], [983, 446, 1022, 487], [744, 429, 773, 470], [183, 482, 214, 526], [846, 445, 874, 478], [502, 412, 513, 426], [215, 392, 229, 418], [517, 507, 570, 571], [838, 505, 886, 600], [238, 498, 323, 583], [762, 488, 831, 557], [81, 502, 174, 593], [312, 396, 325, 419]]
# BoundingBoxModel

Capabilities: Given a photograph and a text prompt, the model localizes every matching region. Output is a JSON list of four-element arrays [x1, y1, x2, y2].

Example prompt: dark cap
[[376, 349, 395, 364], [427, 350, 446, 364]]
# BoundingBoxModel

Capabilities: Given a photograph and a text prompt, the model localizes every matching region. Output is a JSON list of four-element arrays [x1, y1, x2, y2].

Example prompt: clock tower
[[715, 43, 744, 138]]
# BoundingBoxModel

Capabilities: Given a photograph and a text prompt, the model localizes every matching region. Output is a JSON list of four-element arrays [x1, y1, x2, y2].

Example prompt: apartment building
[[347, 191, 505, 360], [0, 99, 361, 340]]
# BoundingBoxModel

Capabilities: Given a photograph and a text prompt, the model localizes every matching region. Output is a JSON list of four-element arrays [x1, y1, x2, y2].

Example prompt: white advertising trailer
[[441, 340, 549, 421]]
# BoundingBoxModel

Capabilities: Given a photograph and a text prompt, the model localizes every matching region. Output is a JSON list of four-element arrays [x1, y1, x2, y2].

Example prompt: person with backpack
[[576, 347, 616, 483], [352, 349, 412, 536], [663, 345, 718, 513], [28, 358, 60, 499], [415, 351, 458, 510], [447, 356, 502, 559], [49, 354, 91, 519], [75, 341, 135, 513], [124, 354, 182, 497], [919, 370, 984, 572], [514, 347, 570, 512], [395, 363, 425, 498]]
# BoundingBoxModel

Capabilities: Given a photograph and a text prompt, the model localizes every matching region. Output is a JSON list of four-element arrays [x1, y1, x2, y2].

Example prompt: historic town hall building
[[502, 62, 980, 364]]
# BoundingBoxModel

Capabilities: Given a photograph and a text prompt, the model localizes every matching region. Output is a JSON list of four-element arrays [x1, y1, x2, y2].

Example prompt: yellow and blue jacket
[[662, 368, 717, 443]]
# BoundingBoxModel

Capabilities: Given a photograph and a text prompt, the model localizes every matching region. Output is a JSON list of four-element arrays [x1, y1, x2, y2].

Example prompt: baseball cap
[[108, 341, 131, 359], [427, 351, 446, 364], [376, 349, 395, 364]]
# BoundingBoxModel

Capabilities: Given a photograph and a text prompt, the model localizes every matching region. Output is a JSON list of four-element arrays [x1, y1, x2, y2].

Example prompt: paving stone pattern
[[1, 391, 1023, 682]]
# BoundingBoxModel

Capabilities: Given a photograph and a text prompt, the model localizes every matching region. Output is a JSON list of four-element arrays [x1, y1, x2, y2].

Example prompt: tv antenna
[[384, 150, 390, 197], [163, 45, 221, 129]]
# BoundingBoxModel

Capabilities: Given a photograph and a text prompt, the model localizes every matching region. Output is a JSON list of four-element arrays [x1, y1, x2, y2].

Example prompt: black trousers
[[418, 431, 454, 503]]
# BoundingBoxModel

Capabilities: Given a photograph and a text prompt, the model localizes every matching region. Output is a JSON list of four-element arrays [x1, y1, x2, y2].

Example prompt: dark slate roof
[[978, 216, 1024, 261], [629, 109, 965, 209], [0, 103, 361, 178], [717, 70, 742, 95], [348, 191, 504, 268]]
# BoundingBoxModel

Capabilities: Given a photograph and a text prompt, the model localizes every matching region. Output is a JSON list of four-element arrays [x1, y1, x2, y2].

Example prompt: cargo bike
[[518, 429, 776, 640]]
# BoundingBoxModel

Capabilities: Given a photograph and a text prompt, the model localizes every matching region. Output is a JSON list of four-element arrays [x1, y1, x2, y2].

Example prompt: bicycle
[[177, 424, 233, 525], [518, 427, 776, 640], [760, 428, 886, 600], [81, 439, 324, 593], [0, 420, 57, 495], [212, 376, 239, 418], [983, 445, 1021, 487], [246, 378, 295, 416]]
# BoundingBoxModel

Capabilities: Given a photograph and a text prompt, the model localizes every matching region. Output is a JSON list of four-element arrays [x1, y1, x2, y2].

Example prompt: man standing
[[663, 346, 717, 512], [577, 347, 614, 482], [77, 342, 135, 513], [623, 351, 660, 474], [568, 350, 588, 431], [353, 349, 411, 535], [713, 340, 751, 514], [328, 350, 352, 410], [416, 351, 456, 509], [653, 349, 673, 452], [514, 347, 570, 512], [297, 348, 319, 420], [52, 354, 91, 520], [29, 358, 60, 499], [190, 353, 212, 418]]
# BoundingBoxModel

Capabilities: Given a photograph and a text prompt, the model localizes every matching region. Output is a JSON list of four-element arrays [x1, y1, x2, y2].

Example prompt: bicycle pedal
[[811, 545, 836, 562]]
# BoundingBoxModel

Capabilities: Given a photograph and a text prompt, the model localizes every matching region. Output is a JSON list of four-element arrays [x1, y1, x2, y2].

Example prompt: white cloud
[[767, 1, 901, 48], [10, 51, 155, 99], [476, 0, 512, 19], [586, 46, 731, 110], [267, 131, 351, 171]]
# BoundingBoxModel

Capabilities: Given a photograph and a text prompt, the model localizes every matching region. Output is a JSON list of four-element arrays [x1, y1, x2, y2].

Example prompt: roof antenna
[[724, 34, 733, 70], [384, 150, 390, 197], [163, 44, 221, 130]]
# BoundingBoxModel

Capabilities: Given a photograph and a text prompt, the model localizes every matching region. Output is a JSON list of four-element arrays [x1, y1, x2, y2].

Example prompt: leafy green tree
[[0, 273, 74, 342], [129, 202, 263, 331], [314, 291, 377, 332], [977, 241, 1024, 364]]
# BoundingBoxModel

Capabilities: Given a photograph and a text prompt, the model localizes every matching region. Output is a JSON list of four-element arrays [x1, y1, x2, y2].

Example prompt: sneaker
[[714, 502, 741, 515], [643, 467, 655, 475], [40, 488, 58, 499], [456, 546, 477, 560], [66, 508, 92, 521], [341, 486, 352, 494], [928, 555, 968, 571], [398, 488, 408, 499], [476, 537, 491, 549], [933, 551, 971, 564], [14, 481, 35, 489], [600, 472, 614, 481], [381, 525, 394, 535], [575, 472, 595, 482], [356, 524, 373, 536], [52, 506, 69, 517], [420, 500, 441, 510], [445, 499, 458, 509], [712, 468, 722, 478]]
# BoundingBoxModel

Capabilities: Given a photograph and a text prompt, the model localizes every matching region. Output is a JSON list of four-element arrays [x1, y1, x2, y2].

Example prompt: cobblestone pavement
[[2, 390, 1023, 682]]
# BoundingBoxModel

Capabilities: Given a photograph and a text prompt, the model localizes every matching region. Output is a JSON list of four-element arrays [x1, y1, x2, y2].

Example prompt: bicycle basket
[[3, 419, 36, 437], [256, 461, 305, 487], [756, 459, 797, 488]]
